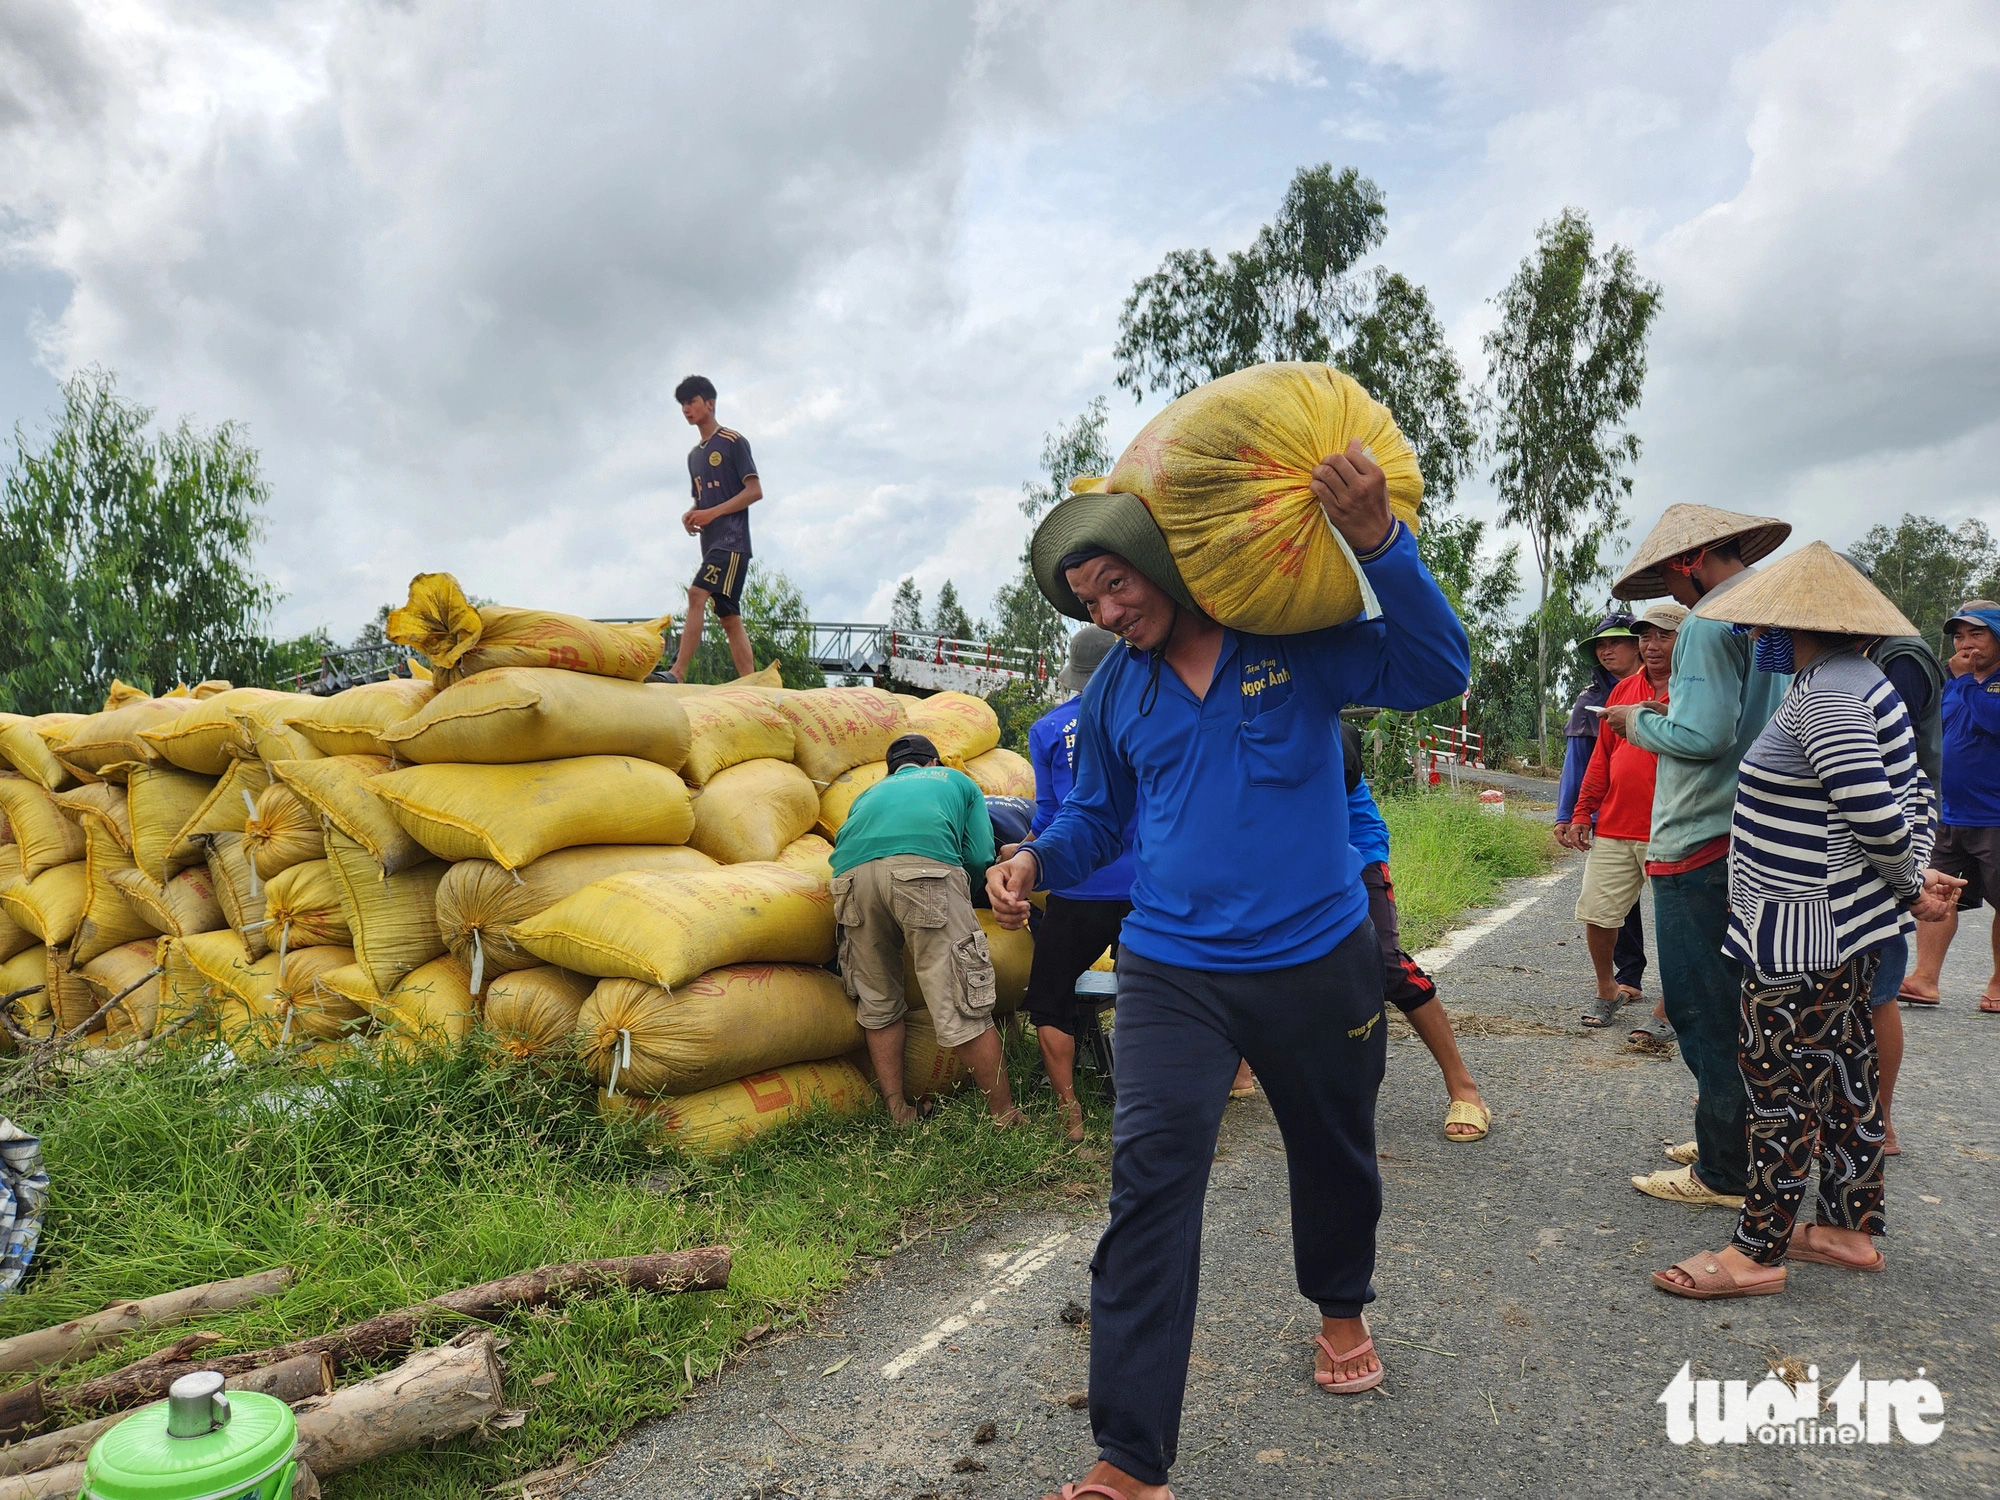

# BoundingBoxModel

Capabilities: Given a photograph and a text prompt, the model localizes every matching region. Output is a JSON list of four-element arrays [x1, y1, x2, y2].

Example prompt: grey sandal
[[1628, 1014, 1676, 1048], [1582, 994, 1624, 1028]]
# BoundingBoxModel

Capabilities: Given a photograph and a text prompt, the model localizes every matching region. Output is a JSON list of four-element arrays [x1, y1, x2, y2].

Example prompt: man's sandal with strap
[[1055, 1487, 1150, 1500], [1443, 1099, 1489, 1142], [1314, 1319, 1385, 1394]]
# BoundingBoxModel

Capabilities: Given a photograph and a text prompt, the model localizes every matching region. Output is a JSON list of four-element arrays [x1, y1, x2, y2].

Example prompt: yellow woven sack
[[54, 783, 131, 856], [580, 964, 862, 1097], [283, 679, 435, 757], [377, 668, 692, 770], [902, 692, 1000, 767], [153, 935, 212, 1033], [371, 756, 695, 870], [180, 929, 284, 1049], [483, 966, 592, 1064], [226, 698, 324, 764], [269, 944, 364, 1041], [1104, 361, 1422, 634], [777, 689, 907, 787], [436, 844, 719, 988], [137, 689, 298, 776], [84, 939, 161, 1042], [47, 946, 97, 1034], [126, 765, 215, 884], [51, 699, 180, 781], [516, 863, 835, 988], [263, 859, 351, 952], [0, 946, 52, 1045], [678, 690, 794, 786], [815, 762, 887, 839], [901, 907, 1032, 1017], [102, 680, 151, 711], [0, 846, 20, 896], [385, 573, 669, 687], [730, 661, 785, 689], [203, 833, 270, 959], [322, 831, 449, 995], [960, 747, 1035, 799], [774, 834, 833, 885], [0, 715, 83, 791], [270, 756, 428, 875], [0, 901, 33, 964], [1, 862, 86, 946], [109, 866, 224, 939], [75, 824, 154, 964], [168, 760, 271, 875], [1, 780, 87, 880], [687, 759, 819, 866], [597, 1058, 873, 1156], [245, 783, 324, 880], [361, 954, 478, 1053], [899, 1009, 967, 1099]]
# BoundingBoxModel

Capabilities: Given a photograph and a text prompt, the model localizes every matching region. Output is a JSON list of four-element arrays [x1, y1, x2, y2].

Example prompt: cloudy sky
[[2, 0, 1995, 641]]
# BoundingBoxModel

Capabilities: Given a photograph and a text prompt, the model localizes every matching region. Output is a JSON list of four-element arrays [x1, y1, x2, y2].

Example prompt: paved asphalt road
[[580, 847, 2000, 1499]]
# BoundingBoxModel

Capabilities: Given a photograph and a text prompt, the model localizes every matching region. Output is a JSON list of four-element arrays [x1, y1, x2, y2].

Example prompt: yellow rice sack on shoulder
[[1103, 361, 1423, 634]]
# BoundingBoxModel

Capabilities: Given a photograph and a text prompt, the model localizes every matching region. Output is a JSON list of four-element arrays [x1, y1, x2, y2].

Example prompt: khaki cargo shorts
[[1575, 833, 1648, 927], [831, 854, 998, 1049]]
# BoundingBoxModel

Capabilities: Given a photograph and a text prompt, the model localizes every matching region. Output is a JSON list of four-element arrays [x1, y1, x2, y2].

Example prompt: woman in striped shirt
[[1652, 543, 1959, 1300]]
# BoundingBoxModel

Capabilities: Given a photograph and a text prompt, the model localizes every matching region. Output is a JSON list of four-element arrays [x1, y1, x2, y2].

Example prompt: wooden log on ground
[[31, 1245, 727, 1429], [0, 1269, 293, 1377], [293, 1333, 505, 1477], [0, 1337, 478, 1500], [0, 1352, 332, 1477]]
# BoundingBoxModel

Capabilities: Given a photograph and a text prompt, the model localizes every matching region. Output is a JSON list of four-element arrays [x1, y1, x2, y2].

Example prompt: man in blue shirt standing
[[988, 442, 1469, 1500], [1021, 624, 1136, 1142], [1906, 601, 2000, 1015]]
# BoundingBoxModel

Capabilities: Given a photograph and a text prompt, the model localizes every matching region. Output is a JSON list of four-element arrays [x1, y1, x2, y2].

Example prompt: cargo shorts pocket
[[889, 868, 952, 929], [953, 931, 998, 1017], [830, 874, 861, 1000]]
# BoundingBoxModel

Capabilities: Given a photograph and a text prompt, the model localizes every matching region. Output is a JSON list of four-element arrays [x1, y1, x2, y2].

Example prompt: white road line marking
[[879, 1229, 1073, 1380], [1410, 868, 1569, 974]]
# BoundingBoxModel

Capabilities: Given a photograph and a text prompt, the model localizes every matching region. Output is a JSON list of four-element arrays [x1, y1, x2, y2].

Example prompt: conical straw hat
[[1691, 541, 1917, 637], [1612, 503, 1792, 600]]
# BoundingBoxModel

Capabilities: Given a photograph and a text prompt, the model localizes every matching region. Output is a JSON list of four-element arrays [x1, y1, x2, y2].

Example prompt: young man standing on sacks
[[1603, 505, 1791, 1209], [663, 374, 762, 682], [1020, 624, 1135, 1142], [987, 443, 1469, 1500], [831, 732, 1023, 1128]]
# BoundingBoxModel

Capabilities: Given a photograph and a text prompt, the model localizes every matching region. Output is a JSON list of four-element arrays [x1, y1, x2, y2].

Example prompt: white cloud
[[0, 0, 1995, 643]]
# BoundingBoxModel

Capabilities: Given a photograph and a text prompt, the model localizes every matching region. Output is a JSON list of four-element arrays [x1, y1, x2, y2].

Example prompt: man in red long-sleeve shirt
[[1573, 602, 1686, 1034]]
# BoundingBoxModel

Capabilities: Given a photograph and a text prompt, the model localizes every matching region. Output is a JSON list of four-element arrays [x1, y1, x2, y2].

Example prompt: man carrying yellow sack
[[831, 732, 1024, 1128]]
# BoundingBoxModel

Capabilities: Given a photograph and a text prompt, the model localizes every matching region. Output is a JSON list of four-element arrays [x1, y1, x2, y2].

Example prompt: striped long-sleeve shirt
[[1725, 648, 1936, 976]]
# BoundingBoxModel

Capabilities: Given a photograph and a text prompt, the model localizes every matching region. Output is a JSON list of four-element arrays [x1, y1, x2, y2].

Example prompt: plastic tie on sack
[[607, 1027, 634, 1097]]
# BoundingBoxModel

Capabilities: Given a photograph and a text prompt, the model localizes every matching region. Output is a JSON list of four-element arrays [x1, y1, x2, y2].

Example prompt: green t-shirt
[[830, 765, 996, 883]]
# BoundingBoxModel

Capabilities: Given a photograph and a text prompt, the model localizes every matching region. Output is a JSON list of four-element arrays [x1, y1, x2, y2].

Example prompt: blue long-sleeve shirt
[[1028, 520, 1469, 972], [1027, 695, 1137, 901], [1348, 776, 1391, 866], [1941, 670, 2000, 827], [1555, 733, 1595, 825]]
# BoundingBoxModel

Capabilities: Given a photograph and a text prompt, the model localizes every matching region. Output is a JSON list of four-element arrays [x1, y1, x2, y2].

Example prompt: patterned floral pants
[[1731, 952, 1886, 1265]]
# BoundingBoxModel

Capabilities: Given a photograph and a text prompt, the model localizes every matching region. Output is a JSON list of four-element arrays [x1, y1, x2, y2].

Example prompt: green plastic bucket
[[85, 1373, 297, 1500]]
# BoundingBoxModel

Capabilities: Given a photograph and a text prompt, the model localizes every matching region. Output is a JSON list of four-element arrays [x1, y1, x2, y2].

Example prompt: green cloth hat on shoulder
[[1030, 480, 1202, 623]]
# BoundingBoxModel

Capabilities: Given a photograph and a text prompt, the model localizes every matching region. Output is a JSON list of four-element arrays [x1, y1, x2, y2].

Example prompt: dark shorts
[[1023, 893, 1132, 1035], [1933, 824, 2000, 910], [1364, 861, 1438, 1015], [691, 548, 747, 617]]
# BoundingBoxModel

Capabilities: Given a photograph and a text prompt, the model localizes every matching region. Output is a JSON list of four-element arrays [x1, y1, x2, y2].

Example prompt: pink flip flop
[[1314, 1319, 1385, 1394]]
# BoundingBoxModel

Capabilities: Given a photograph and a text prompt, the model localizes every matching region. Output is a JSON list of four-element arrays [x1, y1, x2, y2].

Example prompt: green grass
[[2, 1035, 1101, 1497], [0, 792, 1545, 1496], [1379, 789, 1556, 952]]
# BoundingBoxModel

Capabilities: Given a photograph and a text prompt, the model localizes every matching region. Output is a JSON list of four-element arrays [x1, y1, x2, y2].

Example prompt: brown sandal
[[1652, 1254, 1786, 1300], [1788, 1225, 1886, 1272]]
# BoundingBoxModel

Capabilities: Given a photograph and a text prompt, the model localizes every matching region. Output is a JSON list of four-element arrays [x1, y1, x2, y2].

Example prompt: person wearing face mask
[[1556, 613, 1652, 1016], [1649, 543, 1952, 1300], [1601, 505, 1792, 1210], [986, 443, 1468, 1500]]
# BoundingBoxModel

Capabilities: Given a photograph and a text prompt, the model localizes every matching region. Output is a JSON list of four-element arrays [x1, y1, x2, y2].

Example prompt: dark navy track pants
[[1089, 921, 1388, 1485]]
